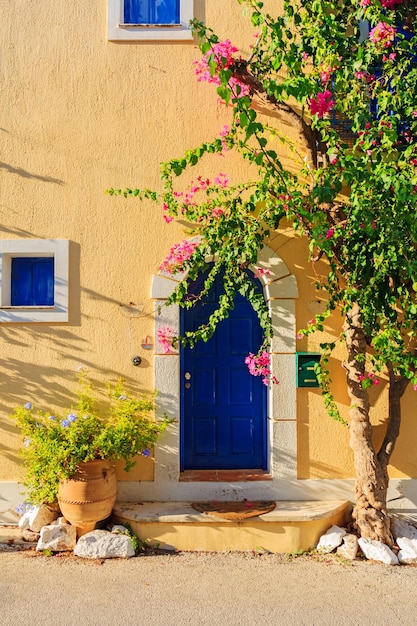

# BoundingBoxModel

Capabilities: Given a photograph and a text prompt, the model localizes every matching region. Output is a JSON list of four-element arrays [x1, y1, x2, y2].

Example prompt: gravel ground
[[1, 546, 417, 625]]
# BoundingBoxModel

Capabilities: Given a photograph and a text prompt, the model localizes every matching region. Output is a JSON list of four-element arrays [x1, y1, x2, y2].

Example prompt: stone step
[[112, 500, 351, 553]]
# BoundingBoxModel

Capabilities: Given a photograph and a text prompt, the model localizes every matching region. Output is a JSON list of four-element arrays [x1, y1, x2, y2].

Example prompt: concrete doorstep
[[111, 500, 351, 553]]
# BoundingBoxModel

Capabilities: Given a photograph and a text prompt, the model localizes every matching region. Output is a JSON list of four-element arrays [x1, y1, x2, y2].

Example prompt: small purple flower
[[118, 395, 127, 401], [67, 413, 77, 423], [76, 365, 84, 371], [141, 449, 151, 458], [48, 415, 56, 420], [24, 402, 32, 410], [24, 438, 32, 447], [61, 419, 70, 428], [16, 502, 33, 515]]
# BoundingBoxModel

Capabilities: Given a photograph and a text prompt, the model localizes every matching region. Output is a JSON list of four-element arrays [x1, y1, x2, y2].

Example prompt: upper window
[[108, 0, 194, 41], [0, 240, 69, 323], [11, 257, 54, 307], [124, 0, 180, 24]]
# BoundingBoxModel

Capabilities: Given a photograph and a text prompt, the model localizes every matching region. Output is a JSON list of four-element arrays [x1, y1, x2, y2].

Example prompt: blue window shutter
[[11, 258, 54, 306], [124, 1, 180, 25]]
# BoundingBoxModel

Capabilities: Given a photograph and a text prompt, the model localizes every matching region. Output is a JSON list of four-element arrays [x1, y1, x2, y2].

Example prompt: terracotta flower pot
[[57, 459, 117, 537]]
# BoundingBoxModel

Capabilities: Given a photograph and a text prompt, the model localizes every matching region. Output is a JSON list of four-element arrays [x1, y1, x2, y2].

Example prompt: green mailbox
[[296, 353, 321, 387]]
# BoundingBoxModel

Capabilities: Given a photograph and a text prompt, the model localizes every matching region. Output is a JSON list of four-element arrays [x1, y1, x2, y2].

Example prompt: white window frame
[[0, 240, 69, 323], [108, 0, 194, 41]]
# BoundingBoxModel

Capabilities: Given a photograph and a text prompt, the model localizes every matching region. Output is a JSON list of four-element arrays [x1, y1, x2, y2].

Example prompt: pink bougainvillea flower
[[159, 240, 198, 275], [211, 206, 225, 218], [253, 267, 271, 278], [219, 124, 231, 152], [382, 52, 397, 62], [325, 227, 335, 239], [162, 202, 174, 223], [309, 90, 334, 118], [369, 22, 396, 48], [245, 351, 279, 385], [213, 172, 229, 188], [157, 326, 176, 354], [381, 0, 403, 8], [320, 67, 332, 84], [193, 40, 249, 99], [359, 372, 380, 387]]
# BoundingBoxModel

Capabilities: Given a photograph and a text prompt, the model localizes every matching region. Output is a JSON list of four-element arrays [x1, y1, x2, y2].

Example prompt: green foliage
[[121, 522, 152, 554], [11, 371, 170, 505], [113, 0, 417, 403]]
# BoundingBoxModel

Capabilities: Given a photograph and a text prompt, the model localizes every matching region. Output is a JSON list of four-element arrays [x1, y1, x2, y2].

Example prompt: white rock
[[336, 533, 359, 560], [398, 551, 417, 565], [111, 525, 128, 534], [36, 523, 76, 552], [23, 505, 59, 533], [50, 517, 69, 526], [392, 517, 417, 541], [358, 537, 399, 565], [316, 525, 346, 553], [396, 537, 417, 564], [397, 536, 417, 551], [18, 511, 32, 530], [74, 530, 135, 559]]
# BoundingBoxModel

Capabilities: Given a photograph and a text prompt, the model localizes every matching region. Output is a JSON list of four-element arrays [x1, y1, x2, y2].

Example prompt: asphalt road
[[1, 548, 417, 625]]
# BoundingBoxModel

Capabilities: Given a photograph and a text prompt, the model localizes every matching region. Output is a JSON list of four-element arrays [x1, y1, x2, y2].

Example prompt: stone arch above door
[[150, 244, 299, 488]]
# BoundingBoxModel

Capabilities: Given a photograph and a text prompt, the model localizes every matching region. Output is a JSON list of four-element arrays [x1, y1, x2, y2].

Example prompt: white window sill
[[0, 306, 55, 310], [118, 23, 181, 28], [108, 24, 193, 41]]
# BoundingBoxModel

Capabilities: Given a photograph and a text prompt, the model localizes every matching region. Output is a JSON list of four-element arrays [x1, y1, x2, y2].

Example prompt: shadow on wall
[[0, 353, 151, 413], [0, 354, 157, 479], [0, 160, 65, 185], [297, 354, 352, 480]]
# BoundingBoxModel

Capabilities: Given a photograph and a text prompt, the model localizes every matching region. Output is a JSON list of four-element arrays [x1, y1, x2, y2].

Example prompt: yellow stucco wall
[[1, 0, 416, 486]]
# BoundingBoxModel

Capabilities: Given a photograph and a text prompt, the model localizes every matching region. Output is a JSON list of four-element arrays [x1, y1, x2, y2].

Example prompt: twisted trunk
[[344, 303, 408, 545]]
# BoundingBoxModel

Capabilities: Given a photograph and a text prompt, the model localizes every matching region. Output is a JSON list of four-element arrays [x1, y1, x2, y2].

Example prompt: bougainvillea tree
[[110, 0, 417, 544]]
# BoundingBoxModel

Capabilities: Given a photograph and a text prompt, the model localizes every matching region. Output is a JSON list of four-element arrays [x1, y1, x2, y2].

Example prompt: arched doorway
[[180, 268, 267, 470], [150, 243, 299, 494]]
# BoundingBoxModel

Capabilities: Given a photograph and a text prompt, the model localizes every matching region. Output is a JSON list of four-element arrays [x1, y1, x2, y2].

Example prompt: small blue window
[[124, 0, 180, 24], [11, 257, 54, 306]]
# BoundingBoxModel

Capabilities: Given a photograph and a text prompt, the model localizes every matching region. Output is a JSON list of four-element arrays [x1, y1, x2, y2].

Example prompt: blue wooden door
[[181, 269, 267, 470]]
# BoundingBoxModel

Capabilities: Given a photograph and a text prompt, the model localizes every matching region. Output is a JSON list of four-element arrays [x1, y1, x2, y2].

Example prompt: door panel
[[181, 269, 267, 470]]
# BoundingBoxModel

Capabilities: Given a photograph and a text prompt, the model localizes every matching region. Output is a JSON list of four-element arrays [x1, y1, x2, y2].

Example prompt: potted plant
[[11, 371, 170, 534]]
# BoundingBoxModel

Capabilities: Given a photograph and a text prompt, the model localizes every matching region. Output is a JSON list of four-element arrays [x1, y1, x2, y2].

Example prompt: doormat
[[192, 500, 276, 521]]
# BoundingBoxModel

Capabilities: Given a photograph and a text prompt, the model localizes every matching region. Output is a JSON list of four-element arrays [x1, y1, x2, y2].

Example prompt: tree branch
[[377, 362, 409, 470], [233, 64, 320, 168]]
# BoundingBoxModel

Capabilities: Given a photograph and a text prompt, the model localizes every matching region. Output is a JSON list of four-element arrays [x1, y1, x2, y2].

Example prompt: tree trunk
[[344, 303, 393, 544]]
